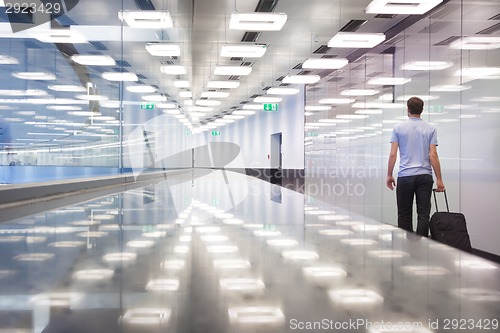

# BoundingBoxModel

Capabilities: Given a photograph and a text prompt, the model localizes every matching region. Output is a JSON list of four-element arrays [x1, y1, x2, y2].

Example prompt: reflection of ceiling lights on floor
[[13, 253, 54, 261], [220, 278, 265, 292], [72, 269, 115, 280], [228, 306, 284, 324], [401, 265, 448, 276], [213, 259, 251, 270], [121, 308, 172, 325], [146, 279, 180, 292], [303, 266, 347, 278], [328, 289, 383, 304]]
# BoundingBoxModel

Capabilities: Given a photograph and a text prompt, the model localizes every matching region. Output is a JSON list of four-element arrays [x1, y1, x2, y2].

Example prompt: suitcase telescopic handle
[[433, 189, 450, 212]]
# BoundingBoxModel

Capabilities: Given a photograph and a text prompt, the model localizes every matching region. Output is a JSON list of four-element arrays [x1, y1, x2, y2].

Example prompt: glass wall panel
[[305, 0, 500, 256], [0, 0, 192, 184]]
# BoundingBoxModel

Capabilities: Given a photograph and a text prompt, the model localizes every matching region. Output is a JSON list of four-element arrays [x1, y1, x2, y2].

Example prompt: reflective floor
[[0, 170, 498, 333]]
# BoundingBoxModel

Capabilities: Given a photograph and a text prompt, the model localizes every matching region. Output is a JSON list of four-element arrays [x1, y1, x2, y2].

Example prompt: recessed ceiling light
[[243, 104, 264, 110], [336, 114, 370, 119], [220, 44, 267, 58], [267, 87, 300, 95], [160, 65, 186, 75], [196, 100, 221, 106], [142, 94, 167, 102], [282, 75, 320, 84], [0, 89, 47, 96], [366, 0, 443, 15], [233, 110, 255, 116], [30, 29, 88, 43], [189, 106, 213, 112], [355, 109, 383, 114], [455, 67, 500, 77], [449, 36, 500, 50], [157, 102, 177, 109], [341, 89, 379, 96], [254, 96, 282, 103], [0, 55, 19, 64], [401, 61, 453, 71], [119, 10, 173, 29], [396, 95, 439, 101], [214, 66, 252, 76], [207, 81, 240, 89], [229, 12, 287, 31], [126, 85, 157, 93], [327, 32, 385, 48], [174, 80, 190, 88], [12, 72, 56, 80], [367, 77, 411, 85], [429, 84, 471, 92], [76, 94, 109, 101], [302, 58, 348, 69], [102, 72, 138, 82], [305, 105, 331, 111], [318, 98, 355, 104], [224, 115, 244, 120], [48, 85, 86, 92], [201, 91, 230, 98], [71, 55, 116, 66], [146, 42, 181, 56]]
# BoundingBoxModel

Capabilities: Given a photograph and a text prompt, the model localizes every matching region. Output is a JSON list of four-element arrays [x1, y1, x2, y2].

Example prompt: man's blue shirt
[[390, 117, 438, 177]]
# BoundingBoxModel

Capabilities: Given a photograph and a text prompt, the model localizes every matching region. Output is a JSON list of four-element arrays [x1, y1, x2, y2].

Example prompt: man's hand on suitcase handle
[[435, 179, 445, 192]]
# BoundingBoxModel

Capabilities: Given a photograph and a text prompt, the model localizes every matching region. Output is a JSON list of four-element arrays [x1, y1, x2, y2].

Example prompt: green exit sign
[[211, 130, 221, 136], [141, 102, 155, 110], [307, 132, 319, 137], [263, 103, 279, 112]]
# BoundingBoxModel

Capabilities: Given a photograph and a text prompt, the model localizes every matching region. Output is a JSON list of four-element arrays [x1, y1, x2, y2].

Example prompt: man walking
[[386, 97, 445, 236]]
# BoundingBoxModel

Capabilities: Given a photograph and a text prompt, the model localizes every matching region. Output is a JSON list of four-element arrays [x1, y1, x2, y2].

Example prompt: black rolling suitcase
[[430, 189, 472, 252]]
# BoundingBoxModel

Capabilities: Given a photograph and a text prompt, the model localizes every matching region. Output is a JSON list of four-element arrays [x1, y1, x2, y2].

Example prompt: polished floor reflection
[[0, 170, 498, 333]]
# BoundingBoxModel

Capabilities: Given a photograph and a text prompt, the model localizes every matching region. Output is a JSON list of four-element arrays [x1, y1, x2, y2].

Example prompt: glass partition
[[0, 0, 192, 183], [304, 0, 500, 256]]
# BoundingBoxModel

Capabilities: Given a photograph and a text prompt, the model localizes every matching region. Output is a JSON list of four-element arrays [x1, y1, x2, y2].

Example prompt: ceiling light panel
[[146, 42, 181, 56], [282, 75, 320, 84], [30, 29, 88, 43], [366, 0, 443, 15], [302, 58, 348, 69], [161, 65, 187, 75], [328, 32, 385, 48], [267, 87, 300, 95], [71, 55, 116, 66], [220, 44, 267, 58], [318, 98, 355, 104], [12, 72, 56, 80], [126, 85, 157, 93], [102, 72, 138, 82], [119, 10, 173, 29], [254, 96, 282, 103], [214, 66, 252, 76], [341, 89, 379, 96], [201, 91, 230, 98], [0, 55, 19, 64], [449, 37, 500, 50], [367, 77, 411, 85], [207, 81, 240, 89], [174, 80, 190, 88], [229, 12, 287, 31], [401, 61, 453, 70]]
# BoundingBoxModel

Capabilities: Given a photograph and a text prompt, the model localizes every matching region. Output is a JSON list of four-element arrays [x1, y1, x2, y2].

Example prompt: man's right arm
[[429, 144, 445, 192]]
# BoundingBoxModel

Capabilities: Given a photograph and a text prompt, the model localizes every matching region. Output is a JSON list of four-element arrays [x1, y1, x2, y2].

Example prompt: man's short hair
[[407, 97, 424, 115]]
